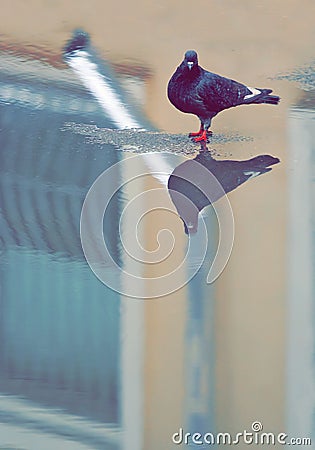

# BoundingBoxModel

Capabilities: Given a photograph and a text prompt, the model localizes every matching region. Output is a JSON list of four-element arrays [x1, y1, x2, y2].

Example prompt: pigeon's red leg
[[188, 127, 204, 137], [192, 130, 208, 143], [189, 129, 212, 140]]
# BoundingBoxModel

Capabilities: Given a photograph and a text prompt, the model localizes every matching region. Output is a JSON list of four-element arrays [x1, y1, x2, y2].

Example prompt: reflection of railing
[[1, 249, 120, 422], [0, 86, 120, 259], [0, 69, 121, 425], [0, 394, 121, 449]]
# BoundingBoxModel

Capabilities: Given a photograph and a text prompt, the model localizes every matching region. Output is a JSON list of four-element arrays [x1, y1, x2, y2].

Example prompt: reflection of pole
[[63, 30, 173, 450], [64, 31, 140, 130], [185, 217, 216, 442], [63, 29, 172, 187]]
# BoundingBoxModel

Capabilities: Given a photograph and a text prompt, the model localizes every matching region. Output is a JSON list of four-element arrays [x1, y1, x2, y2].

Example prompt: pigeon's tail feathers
[[246, 88, 280, 105], [246, 155, 280, 173], [243, 155, 280, 179], [258, 91, 280, 105], [251, 154, 280, 168]]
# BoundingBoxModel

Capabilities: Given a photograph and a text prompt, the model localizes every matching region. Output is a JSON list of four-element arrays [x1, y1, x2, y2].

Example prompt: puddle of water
[[62, 122, 252, 156], [277, 60, 315, 91]]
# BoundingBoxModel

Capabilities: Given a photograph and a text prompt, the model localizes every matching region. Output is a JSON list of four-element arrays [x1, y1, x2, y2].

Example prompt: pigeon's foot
[[189, 129, 212, 143], [188, 128, 204, 138], [190, 130, 212, 143]]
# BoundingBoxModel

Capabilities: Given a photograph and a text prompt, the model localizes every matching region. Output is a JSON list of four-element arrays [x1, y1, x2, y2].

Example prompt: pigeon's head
[[183, 50, 199, 71]]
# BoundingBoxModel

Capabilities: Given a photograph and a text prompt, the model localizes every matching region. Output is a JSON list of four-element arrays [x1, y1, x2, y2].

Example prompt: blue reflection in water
[[183, 210, 217, 446], [0, 73, 122, 448]]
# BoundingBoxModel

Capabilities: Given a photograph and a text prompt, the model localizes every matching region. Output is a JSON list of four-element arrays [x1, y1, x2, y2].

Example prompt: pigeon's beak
[[187, 61, 194, 70]]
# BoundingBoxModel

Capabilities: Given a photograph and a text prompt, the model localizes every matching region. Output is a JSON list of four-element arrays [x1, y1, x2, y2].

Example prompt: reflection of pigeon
[[167, 50, 280, 142], [168, 152, 280, 234]]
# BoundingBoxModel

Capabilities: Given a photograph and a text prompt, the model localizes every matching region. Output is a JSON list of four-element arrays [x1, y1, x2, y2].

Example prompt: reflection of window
[[0, 56, 126, 447], [287, 104, 315, 442]]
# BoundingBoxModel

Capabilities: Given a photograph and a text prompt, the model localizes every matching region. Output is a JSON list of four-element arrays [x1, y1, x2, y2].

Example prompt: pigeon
[[167, 50, 280, 142], [168, 151, 280, 234]]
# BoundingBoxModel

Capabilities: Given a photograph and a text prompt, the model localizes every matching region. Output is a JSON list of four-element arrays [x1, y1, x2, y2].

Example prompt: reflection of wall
[[287, 107, 315, 442]]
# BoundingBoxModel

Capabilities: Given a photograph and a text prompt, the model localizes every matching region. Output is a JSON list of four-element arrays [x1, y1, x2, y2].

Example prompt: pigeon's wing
[[197, 70, 251, 112]]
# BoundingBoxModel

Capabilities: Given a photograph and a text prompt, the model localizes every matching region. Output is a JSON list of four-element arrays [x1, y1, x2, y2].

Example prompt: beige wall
[[2, 1, 314, 448]]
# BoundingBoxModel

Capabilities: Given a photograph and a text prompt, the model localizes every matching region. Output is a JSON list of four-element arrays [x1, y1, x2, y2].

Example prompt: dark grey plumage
[[167, 50, 280, 142], [168, 152, 280, 234]]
